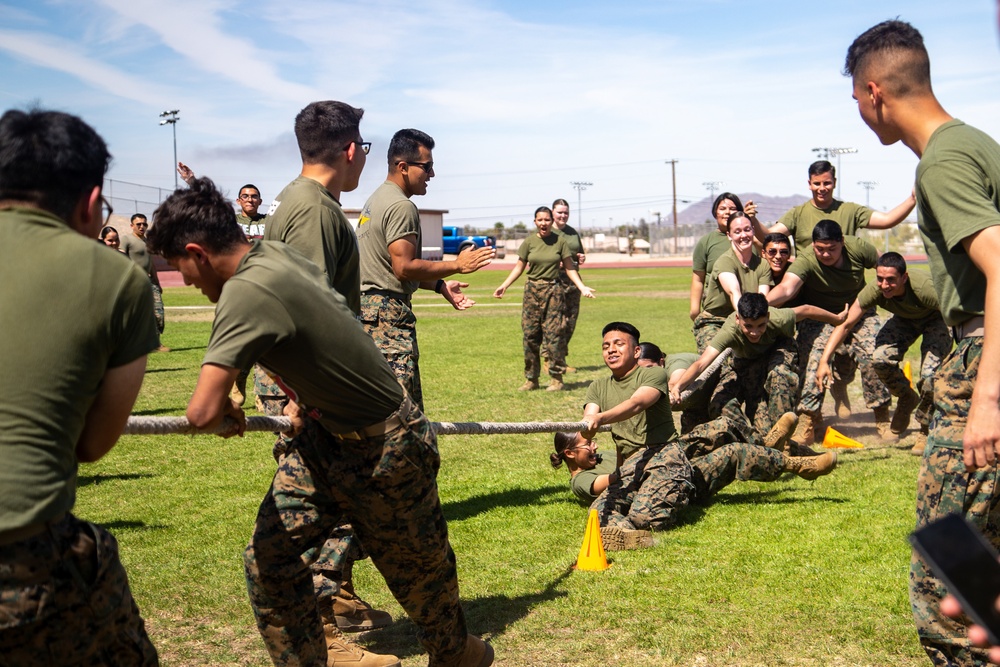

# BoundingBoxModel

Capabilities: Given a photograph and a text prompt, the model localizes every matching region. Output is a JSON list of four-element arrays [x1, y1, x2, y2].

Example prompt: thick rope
[[123, 416, 613, 437], [677, 348, 731, 401]]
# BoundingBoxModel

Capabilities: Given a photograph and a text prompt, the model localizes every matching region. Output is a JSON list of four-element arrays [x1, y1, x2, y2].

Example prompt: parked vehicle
[[441, 226, 505, 258]]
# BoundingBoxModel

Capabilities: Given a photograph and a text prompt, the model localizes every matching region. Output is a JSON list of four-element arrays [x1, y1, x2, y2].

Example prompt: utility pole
[[812, 146, 857, 199], [570, 181, 593, 231], [666, 159, 679, 254], [159, 109, 181, 189], [703, 181, 722, 201]]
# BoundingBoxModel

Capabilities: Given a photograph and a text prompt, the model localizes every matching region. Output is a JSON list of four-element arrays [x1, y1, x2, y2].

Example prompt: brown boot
[[333, 582, 392, 632], [788, 440, 821, 457], [518, 379, 539, 391], [911, 425, 929, 456], [792, 413, 821, 446], [448, 634, 494, 667], [546, 374, 564, 391], [830, 379, 852, 419], [891, 388, 920, 436], [783, 451, 838, 480], [323, 626, 400, 667], [873, 404, 897, 443], [600, 526, 654, 551], [763, 413, 798, 452]]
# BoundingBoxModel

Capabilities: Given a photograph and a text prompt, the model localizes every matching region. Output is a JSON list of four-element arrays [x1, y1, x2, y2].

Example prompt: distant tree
[[513, 221, 527, 232], [637, 219, 649, 239], [463, 224, 476, 235]]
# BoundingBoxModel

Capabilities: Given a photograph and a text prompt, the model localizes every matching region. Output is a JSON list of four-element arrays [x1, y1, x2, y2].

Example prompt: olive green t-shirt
[[702, 248, 773, 317], [777, 199, 873, 251], [570, 454, 616, 504], [787, 236, 878, 313], [357, 181, 420, 296], [709, 308, 796, 359], [664, 353, 699, 379], [203, 241, 403, 434], [584, 366, 677, 460], [264, 176, 361, 314], [236, 212, 268, 239], [856, 270, 939, 320], [120, 232, 160, 287], [517, 233, 572, 281], [915, 119, 1000, 326], [0, 208, 159, 532], [554, 224, 584, 270], [692, 230, 730, 275]]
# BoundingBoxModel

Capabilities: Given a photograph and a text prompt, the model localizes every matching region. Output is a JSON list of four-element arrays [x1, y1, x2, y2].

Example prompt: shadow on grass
[[443, 485, 566, 522], [678, 490, 848, 524], [144, 366, 184, 374], [100, 520, 168, 532], [358, 565, 573, 661], [79, 472, 154, 487], [133, 406, 186, 416]]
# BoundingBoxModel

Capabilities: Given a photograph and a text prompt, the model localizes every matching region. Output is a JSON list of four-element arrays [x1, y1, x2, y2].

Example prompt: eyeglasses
[[568, 440, 597, 452], [100, 195, 113, 225], [403, 160, 434, 172], [765, 248, 791, 257], [345, 140, 371, 155], [238, 193, 262, 201]]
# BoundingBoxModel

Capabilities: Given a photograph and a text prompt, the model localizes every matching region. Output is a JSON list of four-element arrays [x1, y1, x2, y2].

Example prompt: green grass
[[76, 267, 928, 666]]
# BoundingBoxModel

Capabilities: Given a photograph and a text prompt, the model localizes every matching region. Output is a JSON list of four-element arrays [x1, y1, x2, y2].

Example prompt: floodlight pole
[[159, 109, 180, 189], [570, 181, 593, 231], [703, 181, 722, 201], [812, 146, 857, 199], [667, 159, 679, 253]]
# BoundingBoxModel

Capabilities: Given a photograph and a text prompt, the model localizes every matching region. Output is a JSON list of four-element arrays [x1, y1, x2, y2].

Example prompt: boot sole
[[600, 526, 653, 551], [335, 614, 393, 632]]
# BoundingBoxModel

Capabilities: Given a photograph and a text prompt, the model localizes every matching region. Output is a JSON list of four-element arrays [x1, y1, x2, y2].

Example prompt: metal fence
[[102, 178, 170, 218]]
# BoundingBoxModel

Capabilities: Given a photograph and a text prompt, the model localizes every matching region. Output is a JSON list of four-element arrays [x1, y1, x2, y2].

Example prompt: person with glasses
[[235, 184, 267, 238], [356, 129, 494, 411], [121, 212, 169, 352], [0, 108, 159, 664], [762, 232, 792, 284]]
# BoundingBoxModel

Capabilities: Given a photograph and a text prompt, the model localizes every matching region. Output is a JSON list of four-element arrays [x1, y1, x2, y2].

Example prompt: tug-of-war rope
[[123, 350, 731, 437]]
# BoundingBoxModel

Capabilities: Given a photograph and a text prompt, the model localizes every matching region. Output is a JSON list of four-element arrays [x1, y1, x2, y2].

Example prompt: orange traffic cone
[[822, 426, 865, 449], [575, 509, 611, 571], [903, 361, 915, 389]]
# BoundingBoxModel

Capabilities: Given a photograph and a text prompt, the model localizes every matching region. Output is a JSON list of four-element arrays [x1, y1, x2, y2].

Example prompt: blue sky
[[2, 0, 998, 228]]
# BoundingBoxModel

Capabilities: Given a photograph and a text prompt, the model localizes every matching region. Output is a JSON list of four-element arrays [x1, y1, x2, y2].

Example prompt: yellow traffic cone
[[822, 426, 865, 449], [575, 509, 611, 571], [903, 361, 915, 389]]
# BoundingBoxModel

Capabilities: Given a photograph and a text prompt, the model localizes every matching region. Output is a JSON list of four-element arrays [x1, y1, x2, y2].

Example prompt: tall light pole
[[859, 180, 884, 250], [812, 146, 857, 199], [570, 181, 592, 231], [666, 159, 679, 254], [703, 181, 722, 201], [159, 109, 180, 189]]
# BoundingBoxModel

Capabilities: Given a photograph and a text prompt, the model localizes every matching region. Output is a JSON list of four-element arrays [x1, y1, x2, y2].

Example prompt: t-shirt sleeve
[[558, 236, 573, 261], [920, 160, 1000, 252], [203, 280, 296, 371], [570, 470, 600, 502], [637, 366, 668, 396], [692, 235, 708, 273], [279, 205, 334, 277], [383, 201, 421, 246], [856, 282, 880, 310], [708, 326, 735, 353], [108, 264, 160, 368], [584, 380, 602, 410], [855, 204, 874, 229], [788, 253, 813, 281], [771, 307, 797, 337], [517, 237, 531, 263]]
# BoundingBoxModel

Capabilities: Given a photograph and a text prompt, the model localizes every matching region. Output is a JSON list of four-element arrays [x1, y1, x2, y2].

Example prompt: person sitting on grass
[[550, 429, 837, 551]]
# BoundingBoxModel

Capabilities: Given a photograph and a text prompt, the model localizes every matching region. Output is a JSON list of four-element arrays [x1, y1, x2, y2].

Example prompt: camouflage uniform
[[796, 310, 890, 420], [911, 337, 1000, 666], [872, 313, 951, 428], [360, 292, 423, 411], [0, 515, 158, 666], [558, 275, 581, 356], [151, 284, 164, 334], [710, 337, 799, 437], [244, 400, 469, 666], [592, 441, 784, 531], [680, 399, 764, 459], [522, 280, 566, 380], [692, 312, 727, 353]]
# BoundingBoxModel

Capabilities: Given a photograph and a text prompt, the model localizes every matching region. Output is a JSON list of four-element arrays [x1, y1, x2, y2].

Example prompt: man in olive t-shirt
[[148, 177, 492, 667], [0, 108, 159, 665], [121, 212, 168, 350], [357, 129, 493, 410]]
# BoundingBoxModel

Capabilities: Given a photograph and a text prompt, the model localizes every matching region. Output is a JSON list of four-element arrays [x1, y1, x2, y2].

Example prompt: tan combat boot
[[333, 582, 392, 632], [911, 425, 929, 456], [763, 413, 799, 452], [600, 525, 654, 551], [891, 388, 920, 437], [830, 379, 852, 419], [448, 634, 494, 667], [782, 451, 838, 480], [873, 404, 897, 443], [792, 413, 822, 446], [323, 625, 400, 667], [546, 374, 564, 391], [518, 378, 539, 391]]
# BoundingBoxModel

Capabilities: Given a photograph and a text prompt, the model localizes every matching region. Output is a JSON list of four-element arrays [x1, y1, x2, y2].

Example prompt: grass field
[[76, 266, 929, 666]]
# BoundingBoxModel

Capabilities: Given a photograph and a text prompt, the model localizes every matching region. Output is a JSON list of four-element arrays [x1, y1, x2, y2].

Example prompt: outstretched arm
[[669, 346, 720, 402], [867, 190, 917, 230], [392, 235, 494, 282], [186, 363, 247, 438], [563, 261, 596, 298], [76, 356, 147, 463], [814, 300, 863, 392], [767, 273, 804, 306], [493, 259, 527, 298], [582, 387, 661, 434]]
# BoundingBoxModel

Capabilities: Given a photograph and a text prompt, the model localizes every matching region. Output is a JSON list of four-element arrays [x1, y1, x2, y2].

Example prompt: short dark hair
[[844, 20, 931, 97], [147, 177, 248, 258], [550, 432, 577, 468], [0, 108, 111, 221], [387, 129, 434, 167], [877, 251, 907, 274], [294, 101, 364, 165], [638, 342, 664, 363], [763, 232, 791, 249], [737, 293, 769, 320], [711, 192, 743, 220], [552, 198, 569, 209], [535, 206, 553, 219], [238, 184, 260, 194], [808, 160, 835, 178], [130, 213, 147, 223], [602, 321, 640, 344], [99, 225, 118, 240], [813, 219, 844, 243]]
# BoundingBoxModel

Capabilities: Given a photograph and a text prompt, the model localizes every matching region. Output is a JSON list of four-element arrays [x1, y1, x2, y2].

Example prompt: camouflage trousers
[[151, 283, 164, 334], [911, 336, 1000, 666], [522, 280, 566, 379], [873, 313, 952, 428], [0, 514, 157, 666], [244, 401, 469, 667], [592, 441, 784, 532], [679, 399, 763, 459], [360, 292, 424, 411], [710, 337, 799, 437], [796, 310, 890, 419], [691, 311, 727, 353], [559, 276, 582, 361]]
